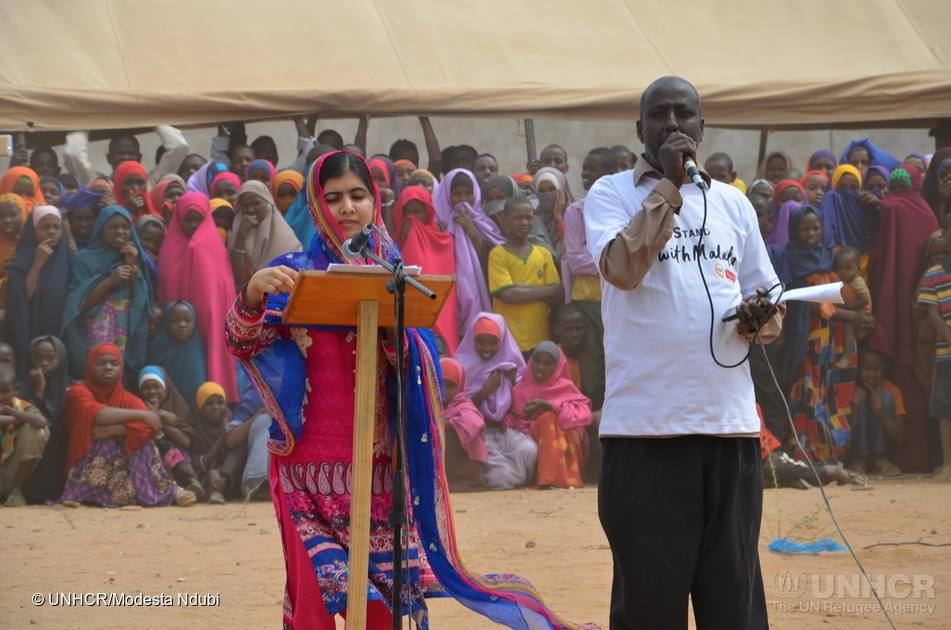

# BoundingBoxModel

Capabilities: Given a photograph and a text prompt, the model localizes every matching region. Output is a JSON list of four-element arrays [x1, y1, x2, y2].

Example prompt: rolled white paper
[[777, 281, 844, 305]]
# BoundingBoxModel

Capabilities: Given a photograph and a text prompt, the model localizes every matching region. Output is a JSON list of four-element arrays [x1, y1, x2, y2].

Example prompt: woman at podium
[[225, 151, 590, 629]]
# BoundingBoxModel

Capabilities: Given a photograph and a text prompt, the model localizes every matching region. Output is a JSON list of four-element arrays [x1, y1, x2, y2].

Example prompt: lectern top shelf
[[281, 268, 454, 328]]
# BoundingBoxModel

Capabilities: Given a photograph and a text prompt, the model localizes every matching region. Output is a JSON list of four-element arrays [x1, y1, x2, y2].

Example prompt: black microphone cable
[[693, 183, 898, 629]]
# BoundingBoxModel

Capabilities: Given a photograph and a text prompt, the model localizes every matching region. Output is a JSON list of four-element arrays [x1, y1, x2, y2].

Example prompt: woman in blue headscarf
[[818, 164, 881, 254], [61, 205, 154, 382], [4, 206, 73, 372], [226, 151, 590, 630], [839, 138, 900, 176], [781, 206, 864, 464], [62, 188, 105, 250], [147, 300, 208, 411]]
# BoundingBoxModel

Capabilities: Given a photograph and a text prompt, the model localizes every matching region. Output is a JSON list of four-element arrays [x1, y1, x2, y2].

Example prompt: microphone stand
[[351, 244, 435, 629]]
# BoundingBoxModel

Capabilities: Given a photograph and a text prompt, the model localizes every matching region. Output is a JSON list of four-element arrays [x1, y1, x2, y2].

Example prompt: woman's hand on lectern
[[245, 265, 299, 309]]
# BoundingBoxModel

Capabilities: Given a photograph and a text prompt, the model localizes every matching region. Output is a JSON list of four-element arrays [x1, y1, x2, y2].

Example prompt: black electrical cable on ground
[[693, 184, 898, 630]]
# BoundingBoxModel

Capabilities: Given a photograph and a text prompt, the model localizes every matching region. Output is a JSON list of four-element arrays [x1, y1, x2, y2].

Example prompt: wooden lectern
[[283, 268, 454, 630]]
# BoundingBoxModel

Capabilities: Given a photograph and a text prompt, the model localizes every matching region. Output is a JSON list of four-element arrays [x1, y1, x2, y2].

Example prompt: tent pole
[[524, 119, 537, 163], [756, 128, 770, 171]]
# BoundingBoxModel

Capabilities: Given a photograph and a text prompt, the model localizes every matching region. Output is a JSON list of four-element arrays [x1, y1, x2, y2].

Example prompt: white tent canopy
[[1, 0, 949, 131]]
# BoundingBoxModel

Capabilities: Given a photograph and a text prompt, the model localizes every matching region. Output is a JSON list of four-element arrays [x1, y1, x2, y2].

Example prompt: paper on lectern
[[326, 263, 421, 275]]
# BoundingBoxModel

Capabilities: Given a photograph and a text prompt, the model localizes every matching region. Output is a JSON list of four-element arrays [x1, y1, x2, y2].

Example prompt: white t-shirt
[[584, 172, 779, 437]]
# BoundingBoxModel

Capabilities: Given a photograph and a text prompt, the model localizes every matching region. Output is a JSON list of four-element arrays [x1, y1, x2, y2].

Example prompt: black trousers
[[598, 436, 769, 630]]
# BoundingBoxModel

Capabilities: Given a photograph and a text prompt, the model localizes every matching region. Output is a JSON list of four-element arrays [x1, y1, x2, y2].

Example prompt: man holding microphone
[[584, 76, 781, 629]]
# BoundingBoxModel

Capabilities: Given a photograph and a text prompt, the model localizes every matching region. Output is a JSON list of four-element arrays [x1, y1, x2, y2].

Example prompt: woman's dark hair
[[450, 172, 474, 191], [317, 151, 375, 194]]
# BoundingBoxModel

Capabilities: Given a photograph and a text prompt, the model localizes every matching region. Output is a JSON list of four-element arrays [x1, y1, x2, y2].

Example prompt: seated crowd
[[0, 117, 949, 507]]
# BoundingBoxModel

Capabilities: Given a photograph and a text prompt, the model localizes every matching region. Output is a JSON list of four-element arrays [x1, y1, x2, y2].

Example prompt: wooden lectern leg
[[346, 300, 380, 630]]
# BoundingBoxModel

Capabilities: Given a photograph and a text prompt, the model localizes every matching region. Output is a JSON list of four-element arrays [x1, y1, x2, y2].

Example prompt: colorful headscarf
[[439, 357, 487, 463], [747, 178, 774, 198], [186, 160, 229, 195], [40, 175, 65, 205], [455, 312, 526, 423], [807, 150, 838, 172], [304, 151, 390, 264], [5, 206, 72, 372], [799, 169, 830, 189], [113, 161, 159, 219], [149, 174, 186, 220], [271, 169, 304, 214], [195, 381, 226, 410], [62, 188, 104, 214], [820, 166, 880, 251], [840, 138, 900, 172], [830, 164, 862, 190], [888, 166, 912, 188], [210, 172, 241, 198], [31, 204, 61, 227], [394, 186, 458, 352], [772, 179, 806, 206], [246, 159, 277, 183], [505, 341, 592, 434], [864, 165, 891, 190], [433, 169, 503, 335], [158, 192, 238, 400], [0, 166, 45, 212], [63, 343, 154, 473], [780, 205, 837, 382], [147, 300, 208, 410], [60, 205, 154, 379]]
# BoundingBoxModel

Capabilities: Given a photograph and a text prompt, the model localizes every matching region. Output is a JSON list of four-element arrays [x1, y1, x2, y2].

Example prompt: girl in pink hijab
[[158, 192, 238, 400], [439, 357, 487, 489], [505, 341, 592, 488]]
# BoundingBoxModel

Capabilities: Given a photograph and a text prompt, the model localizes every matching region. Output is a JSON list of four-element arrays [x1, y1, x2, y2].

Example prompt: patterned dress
[[227, 297, 439, 626]]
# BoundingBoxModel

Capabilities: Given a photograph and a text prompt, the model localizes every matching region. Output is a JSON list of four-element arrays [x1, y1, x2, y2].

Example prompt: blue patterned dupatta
[[234, 151, 595, 629]]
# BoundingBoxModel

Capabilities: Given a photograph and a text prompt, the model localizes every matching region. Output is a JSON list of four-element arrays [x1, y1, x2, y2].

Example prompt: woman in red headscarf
[[158, 192, 238, 400], [0, 166, 46, 213], [393, 186, 458, 352], [867, 164, 941, 473], [149, 174, 187, 223], [114, 161, 159, 220], [60, 343, 197, 507]]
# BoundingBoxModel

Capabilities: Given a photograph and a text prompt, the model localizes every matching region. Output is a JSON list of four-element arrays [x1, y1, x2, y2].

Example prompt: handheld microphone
[[341, 223, 375, 260], [683, 155, 707, 190]]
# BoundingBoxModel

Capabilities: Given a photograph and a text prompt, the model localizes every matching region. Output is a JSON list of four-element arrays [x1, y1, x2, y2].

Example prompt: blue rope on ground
[[768, 537, 847, 555]]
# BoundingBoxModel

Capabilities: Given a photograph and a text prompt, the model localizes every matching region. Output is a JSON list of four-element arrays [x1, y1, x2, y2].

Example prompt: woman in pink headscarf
[[158, 192, 238, 400], [394, 186, 458, 352], [505, 341, 592, 488]]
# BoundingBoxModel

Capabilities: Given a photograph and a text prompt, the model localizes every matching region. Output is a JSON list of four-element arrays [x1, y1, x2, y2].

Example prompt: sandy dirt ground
[[2, 477, 949, 629]]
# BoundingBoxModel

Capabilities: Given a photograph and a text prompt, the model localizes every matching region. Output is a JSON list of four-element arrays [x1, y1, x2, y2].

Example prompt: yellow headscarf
[[195, 381, 226, 410], [831, 164, 862, 190], [271, 170, 305, 214]]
